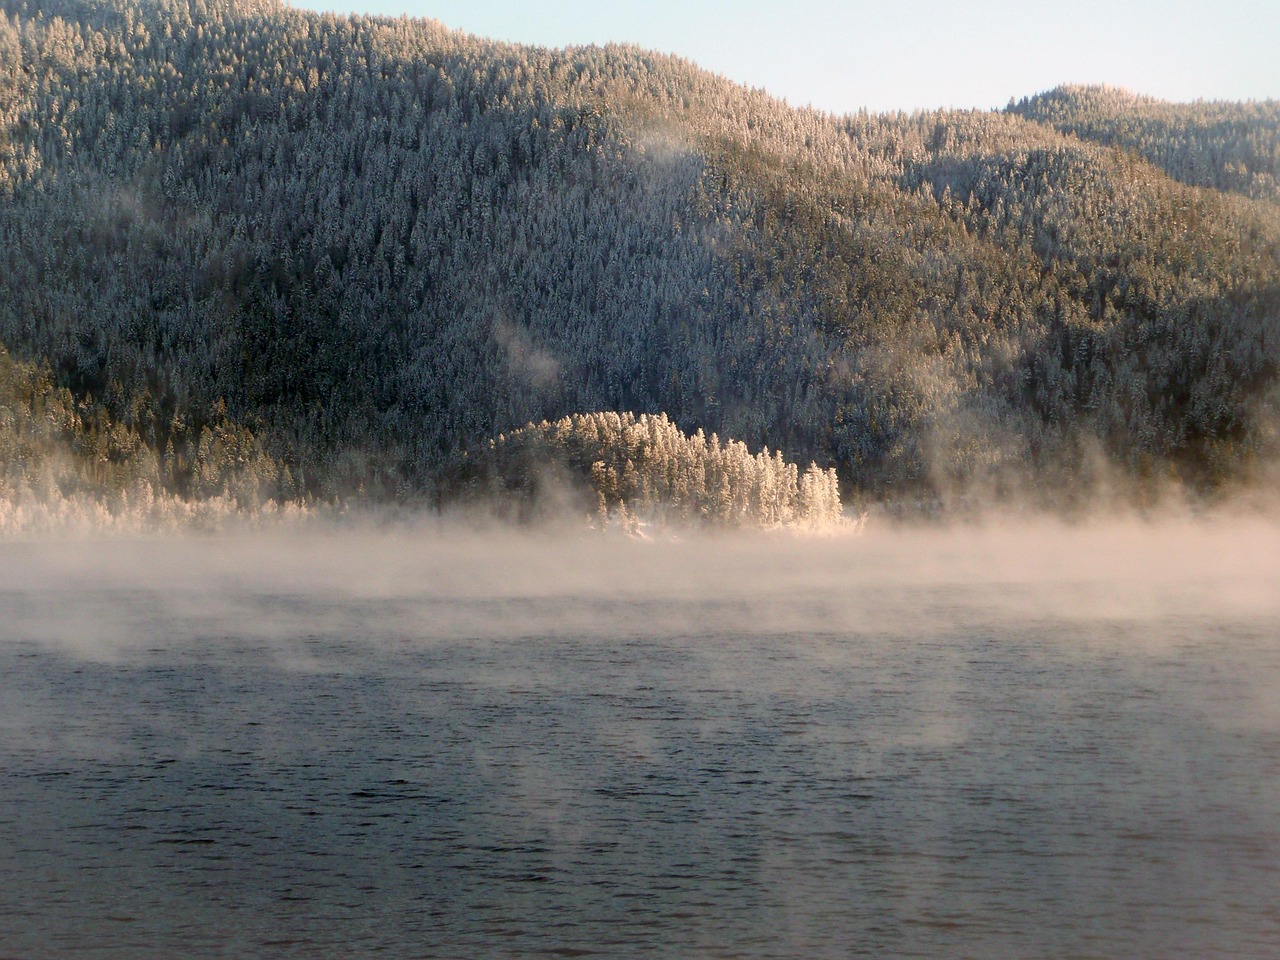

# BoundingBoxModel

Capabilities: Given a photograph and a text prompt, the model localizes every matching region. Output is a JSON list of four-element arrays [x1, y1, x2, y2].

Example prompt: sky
[[289, 0, 1280, 115]]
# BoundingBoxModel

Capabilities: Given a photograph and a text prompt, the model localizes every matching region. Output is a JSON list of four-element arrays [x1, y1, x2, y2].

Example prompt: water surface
[[2, 520, 1278, 958]]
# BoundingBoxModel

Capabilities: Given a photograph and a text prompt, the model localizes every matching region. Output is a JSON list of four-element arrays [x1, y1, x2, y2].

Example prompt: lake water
[[2, 519, 1279, 958]]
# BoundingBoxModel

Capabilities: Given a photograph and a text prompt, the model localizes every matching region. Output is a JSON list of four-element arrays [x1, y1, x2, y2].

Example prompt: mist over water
[[2, 517, 1279, 958]]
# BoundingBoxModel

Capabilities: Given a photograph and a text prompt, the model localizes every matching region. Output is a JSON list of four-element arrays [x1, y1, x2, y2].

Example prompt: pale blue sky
[[291, 0, 1280, 115]]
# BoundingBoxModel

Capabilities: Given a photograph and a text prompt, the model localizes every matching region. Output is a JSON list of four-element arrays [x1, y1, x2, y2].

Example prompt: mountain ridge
[[1, 0, 1277, 523]]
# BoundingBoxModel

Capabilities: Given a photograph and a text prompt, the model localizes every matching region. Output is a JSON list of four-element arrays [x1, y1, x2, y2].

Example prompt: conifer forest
[[2, 0, 1278, 529]]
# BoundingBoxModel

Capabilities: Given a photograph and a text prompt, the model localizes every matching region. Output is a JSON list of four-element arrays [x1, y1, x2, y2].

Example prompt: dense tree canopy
[[0, 0, 1277, 527], [455, 412, 843, 529], [1009, 85, 1280, 202]]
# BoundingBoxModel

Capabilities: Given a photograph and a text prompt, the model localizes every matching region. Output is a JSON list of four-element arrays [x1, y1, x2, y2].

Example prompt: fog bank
[[2, 515, 1276, 663]]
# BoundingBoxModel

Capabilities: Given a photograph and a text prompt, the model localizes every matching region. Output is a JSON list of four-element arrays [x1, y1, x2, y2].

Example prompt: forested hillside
[[0, 344, 298, 532], [1, 0, 1277, 523], [1008, 85, 1280, 202]]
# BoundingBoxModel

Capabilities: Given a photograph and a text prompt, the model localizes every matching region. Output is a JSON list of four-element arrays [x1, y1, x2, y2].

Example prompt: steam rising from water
[[4, 515, 1277, 658], [3, 516, 1279, 958]]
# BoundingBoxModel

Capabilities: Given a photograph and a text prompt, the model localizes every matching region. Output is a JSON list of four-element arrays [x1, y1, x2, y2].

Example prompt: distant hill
[[1008, 84, 1280, 202], [1, 0, 1277, 521]]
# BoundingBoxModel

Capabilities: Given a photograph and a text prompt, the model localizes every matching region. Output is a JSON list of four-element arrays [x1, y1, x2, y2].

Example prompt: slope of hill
[[1008, 84, 1280, 202], [0, 343, 297, 533], [1, 0, 1277, 520]]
